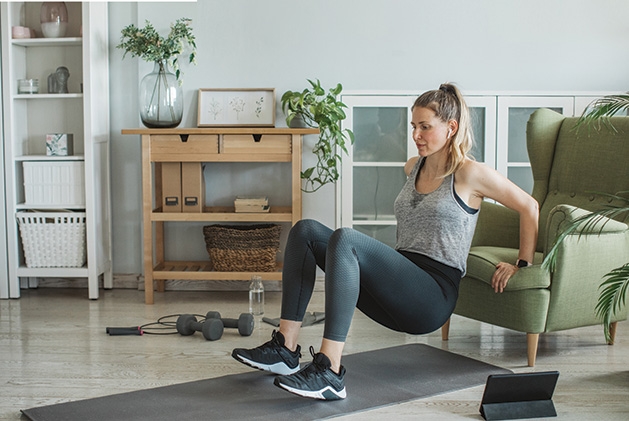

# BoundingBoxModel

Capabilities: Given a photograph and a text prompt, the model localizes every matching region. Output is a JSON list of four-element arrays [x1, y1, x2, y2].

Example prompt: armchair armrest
[[471, 201, 520, 248], [544, 204, 629, 255], [542, 204, 629, 331]]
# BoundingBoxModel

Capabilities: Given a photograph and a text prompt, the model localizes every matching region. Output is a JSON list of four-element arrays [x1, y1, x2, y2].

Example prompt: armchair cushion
[[466, 247, 547, 291]]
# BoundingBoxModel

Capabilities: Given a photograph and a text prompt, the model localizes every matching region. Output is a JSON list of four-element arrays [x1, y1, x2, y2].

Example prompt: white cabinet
[[1, 2, 111, 299], [339, 91, 614, 244]]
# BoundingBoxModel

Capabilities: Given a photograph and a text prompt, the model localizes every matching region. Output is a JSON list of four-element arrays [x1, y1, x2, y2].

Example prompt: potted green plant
[[281, 79, 354, 193], [545, 94, 629, 343], [117, 18, 196, 128]]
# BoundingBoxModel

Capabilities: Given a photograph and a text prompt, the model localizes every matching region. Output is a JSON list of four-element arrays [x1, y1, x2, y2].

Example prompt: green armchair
[[442, 108, 629, 366]]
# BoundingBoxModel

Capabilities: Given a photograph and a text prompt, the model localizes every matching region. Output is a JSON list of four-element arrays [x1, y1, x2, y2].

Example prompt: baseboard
[[20, 274, 325, 292]]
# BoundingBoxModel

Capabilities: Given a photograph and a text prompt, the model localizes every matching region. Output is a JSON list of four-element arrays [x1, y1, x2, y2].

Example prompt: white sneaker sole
[[235, 355, 299, 375], [275, 381, 347, 400]]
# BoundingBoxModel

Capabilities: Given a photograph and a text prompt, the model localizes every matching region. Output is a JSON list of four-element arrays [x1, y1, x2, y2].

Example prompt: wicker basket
[[17, 212, 87, 268], [203, 224, 281, 272]]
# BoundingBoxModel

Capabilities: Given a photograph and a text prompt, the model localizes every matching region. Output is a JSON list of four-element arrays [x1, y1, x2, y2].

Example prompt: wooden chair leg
[[527, 333, 539, 367], [157, 279, 166, 293], [608, 322, 618, 345], [441, 318, 451, 341]]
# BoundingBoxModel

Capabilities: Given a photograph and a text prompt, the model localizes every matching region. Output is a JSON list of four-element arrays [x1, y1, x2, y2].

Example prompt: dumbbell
[[176, 311, 254, 341], [176, 312, 224, 341], [206, 311, 255, 338]]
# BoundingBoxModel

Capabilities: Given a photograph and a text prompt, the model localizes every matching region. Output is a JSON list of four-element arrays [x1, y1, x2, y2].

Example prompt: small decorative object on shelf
[[17, 78, 38, 94], [40, 1, 68, 38], [46, 133, 74, 156], [234, 196, 270, 213], [117, 18, 197, 128], [11, 26, 33, 39], [47, 66, 70, 93]]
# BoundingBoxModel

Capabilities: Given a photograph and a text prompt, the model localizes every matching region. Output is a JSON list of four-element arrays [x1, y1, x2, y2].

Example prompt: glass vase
[[139, 61, 183, 128], [40, 2, 68, 38]]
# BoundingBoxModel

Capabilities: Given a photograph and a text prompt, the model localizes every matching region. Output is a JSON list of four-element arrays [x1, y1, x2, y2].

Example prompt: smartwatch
[[516, 259, 531, 268]]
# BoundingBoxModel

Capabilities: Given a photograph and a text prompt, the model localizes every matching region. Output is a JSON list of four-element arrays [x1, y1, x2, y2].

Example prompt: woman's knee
[[330, 227, 357, 243], [289, 219, 320, 239]]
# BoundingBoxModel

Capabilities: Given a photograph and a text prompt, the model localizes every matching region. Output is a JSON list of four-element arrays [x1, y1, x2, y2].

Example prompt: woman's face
[[411, 107, 454, 157]]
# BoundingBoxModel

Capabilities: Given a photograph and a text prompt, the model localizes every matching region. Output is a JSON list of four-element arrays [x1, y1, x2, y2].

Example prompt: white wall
[[108, 0, 629, 274]]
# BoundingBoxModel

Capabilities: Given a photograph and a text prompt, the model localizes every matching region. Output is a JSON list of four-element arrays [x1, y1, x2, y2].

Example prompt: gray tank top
[[394, 158, 479, 274]]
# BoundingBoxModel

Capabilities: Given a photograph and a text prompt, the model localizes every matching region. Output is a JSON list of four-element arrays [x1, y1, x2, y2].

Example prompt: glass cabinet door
[[466, 96, 497, 169], [496, 97, 574, 194], [340, 95, 412, 247]]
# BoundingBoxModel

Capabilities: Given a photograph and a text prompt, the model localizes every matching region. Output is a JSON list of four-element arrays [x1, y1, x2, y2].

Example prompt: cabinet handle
[[179, 134, 189, 142], [252, 134, 262, 142]]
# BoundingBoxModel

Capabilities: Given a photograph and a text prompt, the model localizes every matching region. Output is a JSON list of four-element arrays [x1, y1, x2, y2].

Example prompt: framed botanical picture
[[197, 88, 276, 127]]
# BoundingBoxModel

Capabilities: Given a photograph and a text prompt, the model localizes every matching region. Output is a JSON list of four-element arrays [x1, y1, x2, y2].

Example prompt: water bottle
[[249, 275, 265, 316]]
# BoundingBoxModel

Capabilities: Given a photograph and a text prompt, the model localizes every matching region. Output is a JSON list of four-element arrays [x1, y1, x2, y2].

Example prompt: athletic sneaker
[[273, 346, 346, 400], [232, 330, 301, 375]]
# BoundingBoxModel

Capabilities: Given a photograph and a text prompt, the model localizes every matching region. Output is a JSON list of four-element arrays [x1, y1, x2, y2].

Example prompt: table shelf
[[123, 127, 318, 304]]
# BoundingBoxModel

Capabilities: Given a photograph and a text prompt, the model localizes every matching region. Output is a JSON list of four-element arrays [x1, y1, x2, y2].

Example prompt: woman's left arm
[[464, 162, 539, 293]]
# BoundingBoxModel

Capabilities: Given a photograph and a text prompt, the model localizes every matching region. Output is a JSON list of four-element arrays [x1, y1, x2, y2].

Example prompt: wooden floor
[[1, 287, 628, 420]]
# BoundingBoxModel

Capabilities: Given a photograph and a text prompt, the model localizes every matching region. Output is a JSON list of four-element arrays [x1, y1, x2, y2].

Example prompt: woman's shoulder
[[456, 157, 477, 173], [455, 158, 493, 182], [404, 156, 421, 175]]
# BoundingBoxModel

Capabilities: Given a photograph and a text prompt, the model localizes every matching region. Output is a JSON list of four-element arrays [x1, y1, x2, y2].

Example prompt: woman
[[232, 83, 539, 400]]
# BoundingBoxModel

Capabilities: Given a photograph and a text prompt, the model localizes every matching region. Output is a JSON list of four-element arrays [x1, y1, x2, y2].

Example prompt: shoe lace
[[270, 330, 281, 345], [308, 346, 328, 373], [269, 330, 301, 358]]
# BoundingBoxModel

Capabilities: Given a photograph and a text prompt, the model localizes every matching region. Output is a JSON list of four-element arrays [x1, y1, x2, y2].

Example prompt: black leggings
[[280, 219, 462, 342]]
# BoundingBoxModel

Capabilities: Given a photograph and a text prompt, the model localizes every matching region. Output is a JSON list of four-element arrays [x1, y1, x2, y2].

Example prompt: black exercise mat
[[22, 344, 511, 421]]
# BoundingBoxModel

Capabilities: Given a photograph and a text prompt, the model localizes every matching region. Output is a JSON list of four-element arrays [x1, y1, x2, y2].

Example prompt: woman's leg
[[279, 219, 332, 351], [231, 220, 333, 376], [320, 228, 456, 371], [273, 226, 457, 400]]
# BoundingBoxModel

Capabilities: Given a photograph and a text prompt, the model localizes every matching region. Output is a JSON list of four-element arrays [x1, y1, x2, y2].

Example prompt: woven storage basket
[[17, 212, 87, 268], [203, 224, 281, 272]]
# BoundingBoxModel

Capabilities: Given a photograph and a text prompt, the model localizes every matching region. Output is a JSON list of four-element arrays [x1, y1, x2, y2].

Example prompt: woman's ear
[[448, 120, 459, 138]]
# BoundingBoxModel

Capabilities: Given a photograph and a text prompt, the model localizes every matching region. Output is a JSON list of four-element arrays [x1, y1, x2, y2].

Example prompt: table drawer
[[221, 134, 291, 155], [151, 134, 219, 161]]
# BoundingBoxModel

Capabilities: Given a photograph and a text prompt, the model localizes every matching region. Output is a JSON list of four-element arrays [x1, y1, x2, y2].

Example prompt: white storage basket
[[17, 212, 87, 268], [23, 161, 85, 207]]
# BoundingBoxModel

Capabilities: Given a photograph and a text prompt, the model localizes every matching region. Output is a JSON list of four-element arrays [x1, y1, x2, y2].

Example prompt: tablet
[[480, 371, 559, 420]]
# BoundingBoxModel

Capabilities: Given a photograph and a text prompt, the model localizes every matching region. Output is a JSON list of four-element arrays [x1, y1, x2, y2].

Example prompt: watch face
[[517, 259, 529, 268]]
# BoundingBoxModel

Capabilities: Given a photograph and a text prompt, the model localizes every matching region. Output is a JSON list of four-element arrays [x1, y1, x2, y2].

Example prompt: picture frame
[[197, 88, 276, 127]]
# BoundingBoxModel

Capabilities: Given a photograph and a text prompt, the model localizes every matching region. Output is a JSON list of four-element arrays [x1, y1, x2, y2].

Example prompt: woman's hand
[[491, 262, 518, 293]]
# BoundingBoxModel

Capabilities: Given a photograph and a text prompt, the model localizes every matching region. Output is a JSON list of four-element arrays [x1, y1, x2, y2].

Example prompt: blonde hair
[[412, 83, 474, 176]]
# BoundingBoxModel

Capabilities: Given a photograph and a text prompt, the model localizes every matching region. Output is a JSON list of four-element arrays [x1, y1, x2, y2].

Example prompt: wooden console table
[[122, 127, 318, 304]]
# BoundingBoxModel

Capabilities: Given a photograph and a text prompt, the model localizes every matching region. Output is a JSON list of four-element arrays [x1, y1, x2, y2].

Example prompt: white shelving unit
[[0, 51, 7, 298], [1, 2, 112, 299]]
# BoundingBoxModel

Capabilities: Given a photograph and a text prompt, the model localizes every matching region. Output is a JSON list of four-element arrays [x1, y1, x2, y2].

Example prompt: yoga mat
[[22, 344, 511, 421]]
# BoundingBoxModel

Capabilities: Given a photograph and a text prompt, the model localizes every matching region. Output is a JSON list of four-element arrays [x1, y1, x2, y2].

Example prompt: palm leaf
[[576, 94, 629, 132], [542, 192, 629, 272], [595, 263, 629, 343]]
